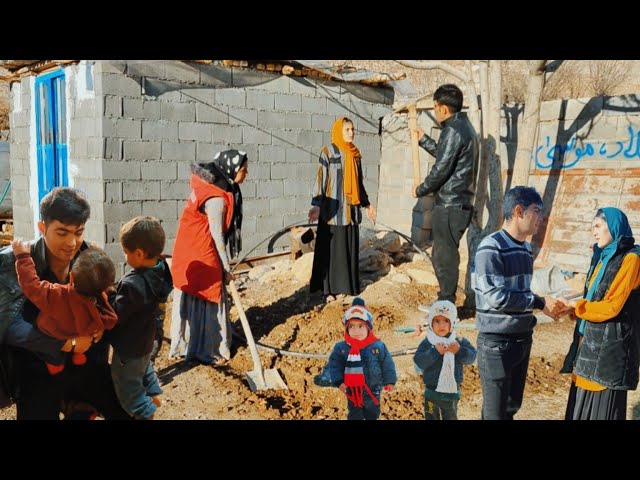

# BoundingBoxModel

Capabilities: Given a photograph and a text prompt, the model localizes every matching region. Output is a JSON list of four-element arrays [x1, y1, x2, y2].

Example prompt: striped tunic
[[311, 144, 370, 226], [472, 230, 544, 334]]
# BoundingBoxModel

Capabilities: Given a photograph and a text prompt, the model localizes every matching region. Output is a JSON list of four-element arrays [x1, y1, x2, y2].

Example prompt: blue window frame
[[35, 70, 68, 203]]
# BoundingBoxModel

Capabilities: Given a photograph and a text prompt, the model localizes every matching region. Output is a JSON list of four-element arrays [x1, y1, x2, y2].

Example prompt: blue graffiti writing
[[535, 125, 640, 169]]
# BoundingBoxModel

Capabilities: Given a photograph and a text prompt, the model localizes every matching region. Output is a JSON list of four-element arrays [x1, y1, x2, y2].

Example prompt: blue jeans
[[477, 332, 532, 420], [111, 350, 162, 420], [346, 387, 381, 420]]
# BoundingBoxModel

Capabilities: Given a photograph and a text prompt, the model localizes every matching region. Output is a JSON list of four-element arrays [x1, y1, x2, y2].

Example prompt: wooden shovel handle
[[408, 104, 421, 186]]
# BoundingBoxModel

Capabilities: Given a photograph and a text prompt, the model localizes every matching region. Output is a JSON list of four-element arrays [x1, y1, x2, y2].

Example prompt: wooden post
[[408, 104, 421, 186]]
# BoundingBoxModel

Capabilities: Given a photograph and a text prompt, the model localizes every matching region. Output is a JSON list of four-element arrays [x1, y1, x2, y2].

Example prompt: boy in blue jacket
[[413, 300, 476, 420], [316, 297, 397, 420]]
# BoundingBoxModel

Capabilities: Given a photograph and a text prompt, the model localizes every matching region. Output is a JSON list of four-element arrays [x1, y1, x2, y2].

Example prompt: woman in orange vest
[[170, 150, 248, 366]]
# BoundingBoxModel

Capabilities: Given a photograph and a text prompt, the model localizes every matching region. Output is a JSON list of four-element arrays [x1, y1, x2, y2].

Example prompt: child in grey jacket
[[413, 300, 476, 420]]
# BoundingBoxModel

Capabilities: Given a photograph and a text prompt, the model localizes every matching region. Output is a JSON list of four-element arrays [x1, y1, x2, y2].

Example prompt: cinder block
[[212, 125, 243, 144], [302, 96, 327, 115], [216, 89, 246, 108], [286, 147, 312, 164], [181, 87, 215, 105], [126, 60, 165, 78], [122, 98, 143, 118], [196, 103, 229, 124], [256, 180, 284, 198], [161, 102, 196, 122], [289, 77, 315, 96], [286, 112, 312, 130], [142, 120, 178, 141], [256, 216, 284, 235], [99, 73, 142, 97], [242, 126, 271, 145], [247, 90, 275, 110], [258, 145, 286, 163], [103, 161, 141, 180], [115, 118, 142, 139], [177, 161, 192, 180], [297, 130, 323, 147], [105, 182, 122, 203], [123, 181, 160, 201], [270, 163, 290, 180], [258, 75, 290, 94], [123, 140, 162, 161], [229, 108, 258, 126], [178, 122, 212, 142], [243, 198, 271, 217], [141, 161, 177, 180], [142, 200, 179, 220], [162, 141, 196, 162], [160, 181, 190, 200], [311, 114, 335, 131], [104, 138, 122, 160], [257, 111, 286, 130], [275, 94, 301, 112], [326, 100, 350, 117], [103, 202, 143, 223]]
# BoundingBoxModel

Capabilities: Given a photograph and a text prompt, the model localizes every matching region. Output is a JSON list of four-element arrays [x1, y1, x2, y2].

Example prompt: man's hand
[[62, 335, 94, 354], [365, 205, 377, 224], [543, 296, 563, 320], [308, 206, 320, 222], [11, 238, 30, 256], [416, 127, 425, 139], [412, 184, 419, 198], [447, 340, 460, 354]]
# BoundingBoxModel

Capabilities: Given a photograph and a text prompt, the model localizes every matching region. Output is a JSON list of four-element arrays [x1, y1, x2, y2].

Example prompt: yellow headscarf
[[331, 117, 362, 206]]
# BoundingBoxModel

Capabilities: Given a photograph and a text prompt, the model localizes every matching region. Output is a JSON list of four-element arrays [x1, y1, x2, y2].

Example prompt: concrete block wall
[[8, 78, 34, 239], [521, 94, 640, 272], [0, 141, 10, 217], [95, 60, 392, 273], [66, 61, 107, 248], [377, 109, 439, 246]]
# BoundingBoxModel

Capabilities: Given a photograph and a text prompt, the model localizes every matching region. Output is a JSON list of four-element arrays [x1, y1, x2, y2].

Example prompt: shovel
[[228, 279, 288, 391]]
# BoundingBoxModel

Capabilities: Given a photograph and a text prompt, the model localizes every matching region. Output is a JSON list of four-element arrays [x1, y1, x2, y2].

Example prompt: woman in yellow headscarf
[[309, 117, 376, 302]]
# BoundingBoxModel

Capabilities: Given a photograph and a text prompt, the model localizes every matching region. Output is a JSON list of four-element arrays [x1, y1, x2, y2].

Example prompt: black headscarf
[[199, 149, 248, 259]]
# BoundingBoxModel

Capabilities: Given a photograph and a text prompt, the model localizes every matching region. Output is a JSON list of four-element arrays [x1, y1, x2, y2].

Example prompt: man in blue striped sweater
[[472, 186, 561, 420]]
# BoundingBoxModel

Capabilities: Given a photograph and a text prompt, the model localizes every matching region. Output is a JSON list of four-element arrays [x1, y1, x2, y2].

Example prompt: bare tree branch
[[395, 60, 468, 82]]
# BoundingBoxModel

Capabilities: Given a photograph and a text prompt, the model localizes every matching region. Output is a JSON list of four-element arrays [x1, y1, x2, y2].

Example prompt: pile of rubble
[[0, 221, 12, 247]]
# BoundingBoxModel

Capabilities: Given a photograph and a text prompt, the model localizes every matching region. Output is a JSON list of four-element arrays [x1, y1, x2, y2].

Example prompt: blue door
[[35, 70, 68, 203]]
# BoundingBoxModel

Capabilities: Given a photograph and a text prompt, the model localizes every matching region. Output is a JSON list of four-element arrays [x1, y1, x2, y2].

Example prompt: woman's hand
[[308, 206, 320, 222], [365, 205, 376, 224]]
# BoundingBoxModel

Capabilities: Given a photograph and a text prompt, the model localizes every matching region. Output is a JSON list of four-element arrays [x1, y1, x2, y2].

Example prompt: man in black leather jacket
[[413, 84, 479, 304], [0, 187, 129, 419]]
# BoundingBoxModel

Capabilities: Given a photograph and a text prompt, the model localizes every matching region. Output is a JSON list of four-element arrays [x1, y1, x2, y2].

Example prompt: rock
[[406, 268, 438, 285], [248, 264, 273, 281], [391, 273, 412, 284], [292, 252, 315, 283], [408, 252, 429, 263], [359, 247, 391, 272], [372, 231, 402, 253]]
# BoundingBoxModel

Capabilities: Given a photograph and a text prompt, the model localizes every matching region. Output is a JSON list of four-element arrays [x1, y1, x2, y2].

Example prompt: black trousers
[[12, 341, 131, 420], [431, 205, 473, 303]]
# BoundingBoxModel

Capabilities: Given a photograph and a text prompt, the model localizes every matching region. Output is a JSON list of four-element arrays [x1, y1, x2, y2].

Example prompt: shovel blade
[[246, 368, 288, 392]]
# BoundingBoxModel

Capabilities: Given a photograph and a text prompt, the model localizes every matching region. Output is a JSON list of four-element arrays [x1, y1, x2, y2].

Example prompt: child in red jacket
[[12, 239, 117, 375]]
